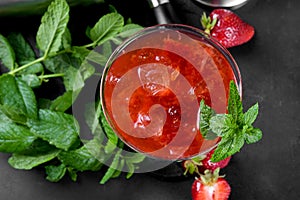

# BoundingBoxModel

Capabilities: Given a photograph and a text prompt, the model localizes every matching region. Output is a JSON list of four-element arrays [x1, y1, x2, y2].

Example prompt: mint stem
[[39, 73, 64, 79], [7, 48, 76, 76], [8, 56, 46, 75], [82, 42, 95, 49]]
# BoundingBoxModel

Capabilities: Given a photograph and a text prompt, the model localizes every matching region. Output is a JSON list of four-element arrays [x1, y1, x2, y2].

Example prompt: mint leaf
[[7, 33, 43, 75], [104, 141, 118, 154], [43, 53, 93, 93], [63, 66, 84, 91], [58, 140, 103, 172], [123, 152, 146, 164], [84, 102, 102, 135], [89, 12, 124, 45], [43, 53, 73, 74], [20, 74, 42, 88], [37, 98, 52, 109], [244, 103, 259, 125], [0, 74, 26, 113], [50, 91, 75, 112], [0, 108, 12, 122], [0, 34, 15, 70], [8, 150, 60, 170], [228, 81, 243, 124], [0, 122, 36, 153], [61, 27, 72, 50], [16, 77, 38, 119], [67, 167, 77, 182], [209, 114, 235, 137], [211, 130, 245, 162], [71, 46, 91, 62], [98, 40, 113, 60], [84, 103, 117, 154], [78, 59, 95, 81], [36, 0, 69, 56], [0, 74, 38, 120], [84, 49, 109, 67], [100, 109, 119, 146], [244, 127, 262, 144], [126, 162, 135, 179], [123, 152, 145, 179], [7, 33, 35, 62], [45, 164, 67, 182], [199, 99, 217, 139], [117, 23, 143, 38], [20, 138, 58, 155], [0, 104, 27, 124], [100, 150, 122, 184], [27, 109, 79, 151], [83, 137, 105, 158], [111, 159, 125, 179]]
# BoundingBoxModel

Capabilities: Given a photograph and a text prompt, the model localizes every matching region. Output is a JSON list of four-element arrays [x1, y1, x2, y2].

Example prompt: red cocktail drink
[[101, 25, 241, 160]]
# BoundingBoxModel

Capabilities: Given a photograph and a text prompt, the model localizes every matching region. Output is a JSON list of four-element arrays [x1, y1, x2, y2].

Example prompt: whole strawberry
[[192, 168, 231, 200], [201, 9, 255, 48]]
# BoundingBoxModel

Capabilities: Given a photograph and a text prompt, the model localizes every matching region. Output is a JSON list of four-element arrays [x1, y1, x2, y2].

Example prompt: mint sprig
[[199, 81, 262, 162], [0, 0, 145, 184]]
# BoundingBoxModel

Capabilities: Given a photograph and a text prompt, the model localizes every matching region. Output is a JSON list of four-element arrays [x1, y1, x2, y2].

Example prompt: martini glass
[[100, 24, 241, 162]]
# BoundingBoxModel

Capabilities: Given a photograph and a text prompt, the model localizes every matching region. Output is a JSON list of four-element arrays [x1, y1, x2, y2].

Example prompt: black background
[[0, 0, 300, 199]]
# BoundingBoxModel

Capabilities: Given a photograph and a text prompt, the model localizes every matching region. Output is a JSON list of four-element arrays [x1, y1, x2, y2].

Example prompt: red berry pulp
[[102, 25, 238, 160]]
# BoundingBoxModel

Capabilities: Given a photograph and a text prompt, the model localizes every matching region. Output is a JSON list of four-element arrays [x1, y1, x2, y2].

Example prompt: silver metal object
[[194, 0, 248, 8], [148, 0, 170, 8], [148, 0, 172, 24]]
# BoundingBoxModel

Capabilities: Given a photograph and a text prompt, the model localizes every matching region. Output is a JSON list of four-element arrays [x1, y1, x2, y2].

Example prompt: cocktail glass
[[100, 24, 241, 161]]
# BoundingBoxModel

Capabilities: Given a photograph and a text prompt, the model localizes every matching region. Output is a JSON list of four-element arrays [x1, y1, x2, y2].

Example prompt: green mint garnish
[[199, 80, 262, 162], [0, 0, 145, 184]]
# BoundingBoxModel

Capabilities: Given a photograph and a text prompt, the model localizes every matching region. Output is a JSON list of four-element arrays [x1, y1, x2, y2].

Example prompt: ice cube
[[137, 63, 170, 95], [132, 104, 166, 138]]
